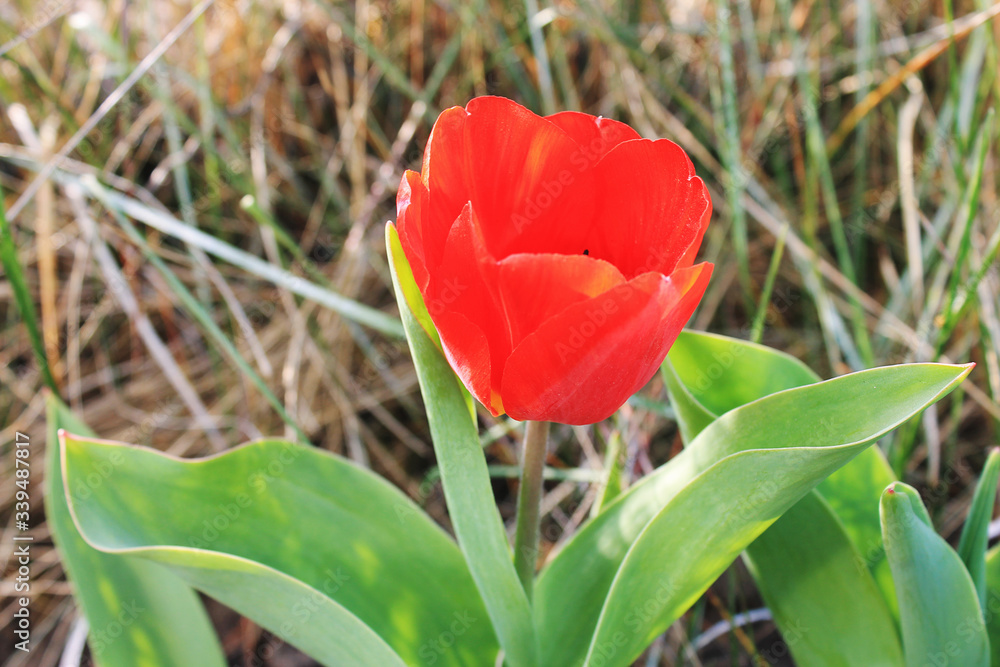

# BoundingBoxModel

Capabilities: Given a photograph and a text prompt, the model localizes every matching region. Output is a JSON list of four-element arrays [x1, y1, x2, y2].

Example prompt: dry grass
[[1, 0, 998, 664]]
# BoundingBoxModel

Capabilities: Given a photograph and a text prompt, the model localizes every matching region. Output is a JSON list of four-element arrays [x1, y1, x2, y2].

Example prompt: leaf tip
[[882, 481, 905, 504]]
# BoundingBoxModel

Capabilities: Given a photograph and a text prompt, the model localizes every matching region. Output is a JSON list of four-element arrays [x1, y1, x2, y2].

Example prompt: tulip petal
[[435, 310, 504, 415], [460, 97, 597, 256], [587, 139, 711, 278], [497, 253, 627, 345], [396, 170, 431, 289], [425, 203, 508, 414], [421, 106, 473, 270], [677, 194, 712, 270], [544, 111, 642, 164], [500, 263, 713, 425]]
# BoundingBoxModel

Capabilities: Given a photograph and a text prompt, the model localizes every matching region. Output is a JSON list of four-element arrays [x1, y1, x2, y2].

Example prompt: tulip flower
[[395, 96, 712, 426]]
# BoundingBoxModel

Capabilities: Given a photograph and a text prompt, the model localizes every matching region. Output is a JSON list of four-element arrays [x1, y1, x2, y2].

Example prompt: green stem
[[513, 420, 549, 600]]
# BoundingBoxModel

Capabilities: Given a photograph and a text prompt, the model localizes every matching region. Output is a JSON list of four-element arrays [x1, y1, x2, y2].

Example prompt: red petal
[[586, 139, 711, 278], [497, 253, 626, 346], [396, 170, 431, 289], [459, 97, 596, 257], [425, 203, 509, 414], [420, 106, 472, 269], [545, 111, 642, 163], [500, 263, 713, 424], [676, 193, 712, 270], [435, 310, 504, 415]]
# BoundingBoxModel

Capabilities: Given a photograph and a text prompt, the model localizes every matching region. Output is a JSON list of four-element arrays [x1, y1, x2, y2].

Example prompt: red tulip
[[395, 96, 713, 425]]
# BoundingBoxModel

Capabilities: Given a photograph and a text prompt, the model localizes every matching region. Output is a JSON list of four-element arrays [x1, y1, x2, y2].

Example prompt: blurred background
[[0, 0, 998, 664]]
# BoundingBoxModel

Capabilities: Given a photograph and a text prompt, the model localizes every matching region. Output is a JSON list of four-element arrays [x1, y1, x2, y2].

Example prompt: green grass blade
[[98, 201, 308, 442], [958, 447, 1000, 607], [749, 226, 787, 344], [78, 176, 404, 338], [0, 188, 58, 393]]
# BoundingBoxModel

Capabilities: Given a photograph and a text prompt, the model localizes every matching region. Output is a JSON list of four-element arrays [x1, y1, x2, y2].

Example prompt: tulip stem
[[513, 420, 549, 600]]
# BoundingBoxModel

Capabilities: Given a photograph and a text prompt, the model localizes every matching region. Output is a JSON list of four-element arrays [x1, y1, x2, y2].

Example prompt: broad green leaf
[[587, 364, 965, 667], [881, 482, 989, 667], [668, 330, 901, 626], [535, 362, 970, 667], [815, 438, 899, 621], [61, 432, 498, 667], [387, 224, 536, 667], [666, 330, 819, 415], [744, 493, 904, 667], [665, 331, 903, 664], [984, 545, 1000, 666], [959, 448, 1000, 607], [45, 396, 225, 667]]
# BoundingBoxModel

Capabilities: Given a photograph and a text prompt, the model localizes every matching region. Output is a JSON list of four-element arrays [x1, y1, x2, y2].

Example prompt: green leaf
[[815, 437, 900, 622], [0, 193, 57, 392], [660, 358, 716, 443], [889, 481, 934, 528], [667, 334, 898, 579], [666, 330, 820, 415], [61, 432, 498, 667], [45, 396, 226, 667], [535, 361, 970, 667], [386, 224, 536, 667], [665, 331, 903, 664], [881, 482, 989, 667], [959, 448, 1000, 608], [983, 545, 1000, 666], [744, 493, 904, 667]]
